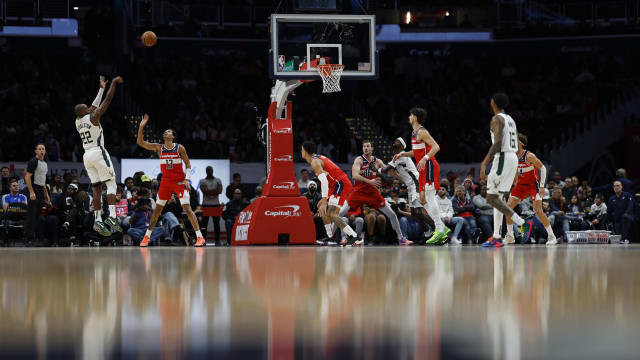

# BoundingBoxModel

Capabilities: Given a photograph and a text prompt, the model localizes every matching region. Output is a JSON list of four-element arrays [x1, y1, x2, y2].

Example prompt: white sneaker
[[449, 236, 462, 245], [504, 234, 516, 244], [546, 238, 558, 245]]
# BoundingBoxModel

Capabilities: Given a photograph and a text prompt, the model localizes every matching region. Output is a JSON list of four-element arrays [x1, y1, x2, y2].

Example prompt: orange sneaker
[[139, 235, 150, 247], [195, 237, 206, 247]]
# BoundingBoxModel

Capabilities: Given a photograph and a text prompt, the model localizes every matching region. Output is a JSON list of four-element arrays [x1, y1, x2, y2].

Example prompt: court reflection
[[0, 246, 639, 359]]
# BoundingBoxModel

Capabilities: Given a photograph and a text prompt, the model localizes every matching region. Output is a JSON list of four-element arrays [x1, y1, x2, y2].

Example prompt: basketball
[[141, 31, 157, 47]]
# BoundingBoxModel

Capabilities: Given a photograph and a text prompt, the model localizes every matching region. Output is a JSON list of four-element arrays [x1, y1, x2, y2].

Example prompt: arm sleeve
[[539, 165, 547, 188], [92, 87, 105, 107], [26, 158, 38, 174], [317, 173, 329, 198]]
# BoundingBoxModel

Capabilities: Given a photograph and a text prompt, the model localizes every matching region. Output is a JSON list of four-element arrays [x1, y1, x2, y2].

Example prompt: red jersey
[[411, 126, 435, 161], [353, 155, 378, 192], [516, 150, 539, 185], [160, 143, 185, 180], [312, 155, 348, 182]]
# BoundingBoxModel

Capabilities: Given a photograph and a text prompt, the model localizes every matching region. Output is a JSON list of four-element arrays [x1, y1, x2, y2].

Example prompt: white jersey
[[388, 156, 420, 192], [75, 114, 105, 151], [490, 113, 518, 153]]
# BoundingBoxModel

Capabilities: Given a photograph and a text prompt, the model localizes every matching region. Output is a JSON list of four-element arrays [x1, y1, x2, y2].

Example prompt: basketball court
[[0, 245, 638, 358]]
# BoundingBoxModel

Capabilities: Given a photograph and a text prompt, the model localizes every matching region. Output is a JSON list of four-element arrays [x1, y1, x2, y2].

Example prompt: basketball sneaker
[[104, 217, 122, 233], [93, 221, 111, 237], [139, 235, 150, 247], [481, 237, 503, 248], [426, 230, 446, 245], [519, 221, 532, 243], [546, 237, 558, 246], [195, 236, 206, 247], [449, 236, 462, 245], [504, 234, 516, 245]]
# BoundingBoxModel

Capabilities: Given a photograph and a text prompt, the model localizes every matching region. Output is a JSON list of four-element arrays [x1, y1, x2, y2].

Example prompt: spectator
[[588, 194, 607, 230], [38, 201, 59, 247], [1, 166, 11, 195], [463, 176, 475, 200], [566, 195, 589, 230], [124, 177, 136, 199], [250, 186, 262, 203], [551, 172, 565, 188], [161, 194, 185, 244], [199, 166, 223, 245], [128, 188, 163, 246], [2, 180, 28, 210], [305, 182, 321, 214], [436, 185, 463, 245], [339, 213, 365, 245], [562, 177, 576, 200], [549, 186, 570, 239], [452, 185, 479, 243], [55, 183, 90, 245], [226, 173, 247, 200], [114, 187, 131, 229], [386, 187, 411, 219], [222, 189, 249, 241], [472, 184, 494, 240], [362, 204, 387, 244], [298, 169, 313, 193], [49, 175, 65, 195], [606, 181, 634, 243], [592, 168, 634, 196]]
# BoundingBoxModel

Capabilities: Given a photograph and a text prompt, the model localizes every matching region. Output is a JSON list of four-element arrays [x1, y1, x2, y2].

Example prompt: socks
[[94, 210, 102, 222], [324, 224, 334, 238], [511, 212, 525, 226], [425, 190, 445, 232], [108, 205, 116, 219], [493, 208, 503, 239], [544, 225, 556, 240], [195, 230, 203, 238], [507, 224, 514, 238], [342, 225, 357, 238], [145, 229, 152, 238]]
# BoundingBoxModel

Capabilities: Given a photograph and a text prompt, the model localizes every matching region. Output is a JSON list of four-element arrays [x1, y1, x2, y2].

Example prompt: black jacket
[[223, 199, 249, 221], [607, 192, 634, 222]]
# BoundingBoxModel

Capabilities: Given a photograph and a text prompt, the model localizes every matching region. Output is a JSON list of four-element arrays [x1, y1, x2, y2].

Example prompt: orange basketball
[[141, 31, 157, 47]]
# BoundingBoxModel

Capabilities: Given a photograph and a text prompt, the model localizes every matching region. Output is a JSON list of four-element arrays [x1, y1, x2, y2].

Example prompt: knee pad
[[156, 199, 167, 207], [105, 179, 117, 195]]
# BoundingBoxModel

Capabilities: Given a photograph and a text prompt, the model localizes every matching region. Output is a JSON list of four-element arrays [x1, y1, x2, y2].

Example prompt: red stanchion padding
[[230, 196, 316, 245]]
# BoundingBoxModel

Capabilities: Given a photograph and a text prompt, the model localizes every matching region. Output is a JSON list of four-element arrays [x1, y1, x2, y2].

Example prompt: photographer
[[127, 188, 163, 246], [161, 193, 186, 244]]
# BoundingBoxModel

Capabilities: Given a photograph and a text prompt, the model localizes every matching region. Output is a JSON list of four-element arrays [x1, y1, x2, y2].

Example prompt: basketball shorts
[[347, 186, 386, 210], [511, 182, 542, 202], [328, 178, 352, 208], [158, 178, 189, 201], [487, 152, 518, 195], [419, 159, 440, 192], [83, 147, 116, 186]]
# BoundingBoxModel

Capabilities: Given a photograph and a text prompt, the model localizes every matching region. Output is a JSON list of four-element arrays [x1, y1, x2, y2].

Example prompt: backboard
[[270, 14, 378, 80]]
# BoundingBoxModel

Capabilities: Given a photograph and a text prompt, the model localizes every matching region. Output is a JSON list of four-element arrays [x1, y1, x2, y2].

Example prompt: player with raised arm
[[74, 75, 123, 236], [380, 137, 436, 240], [301, 141, 360, 246], [479, 93, 525, 248], [343, 139, 411, 245], [393, 107, 450, 245], [136, 114, 206, 247], [503, 133, 557, 245]]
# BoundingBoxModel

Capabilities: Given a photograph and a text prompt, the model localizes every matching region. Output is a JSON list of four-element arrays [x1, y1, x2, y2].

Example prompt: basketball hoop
[[317, 64, 344, 93]]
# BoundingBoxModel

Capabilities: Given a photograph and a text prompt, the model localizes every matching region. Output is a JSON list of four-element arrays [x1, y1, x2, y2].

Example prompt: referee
[[24, 144, 50, 245]]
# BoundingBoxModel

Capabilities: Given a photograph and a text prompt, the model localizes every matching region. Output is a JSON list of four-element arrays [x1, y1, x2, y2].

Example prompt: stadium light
[[405, 11, 412, 24], [73, 6, 79, 10], [445, 11, 450, 17]]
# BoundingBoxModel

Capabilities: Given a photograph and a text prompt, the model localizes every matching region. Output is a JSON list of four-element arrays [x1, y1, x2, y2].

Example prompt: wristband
[[185, 168, 191, 180], [422, 155, 430, 162]]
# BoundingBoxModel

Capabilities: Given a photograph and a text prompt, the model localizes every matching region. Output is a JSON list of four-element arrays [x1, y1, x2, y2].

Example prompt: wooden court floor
[[0, 245, 639, 359]]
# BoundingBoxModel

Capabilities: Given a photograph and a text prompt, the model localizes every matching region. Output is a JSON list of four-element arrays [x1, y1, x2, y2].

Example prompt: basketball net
[[317, 64, 344, 93]]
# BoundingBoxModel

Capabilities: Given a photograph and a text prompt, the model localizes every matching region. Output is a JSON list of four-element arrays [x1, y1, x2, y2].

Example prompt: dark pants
[[202, 216, 221, 243], [38, 215, 59, 245], [24, 185, 44, 242], [613, 215, 632, 240]]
